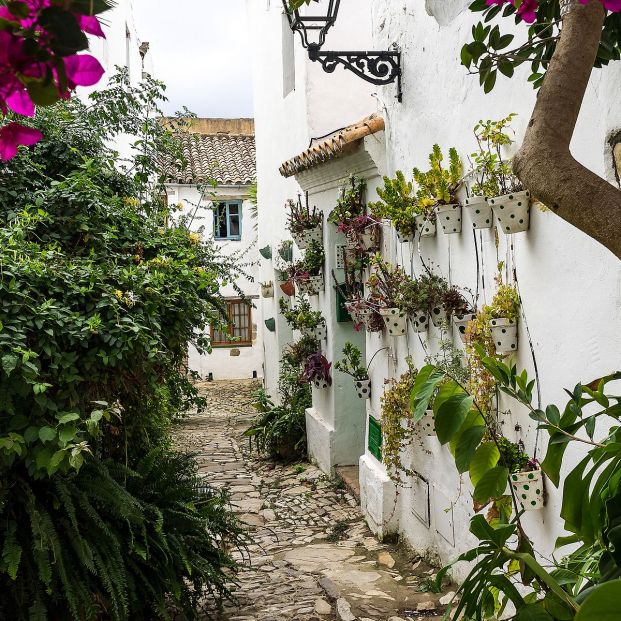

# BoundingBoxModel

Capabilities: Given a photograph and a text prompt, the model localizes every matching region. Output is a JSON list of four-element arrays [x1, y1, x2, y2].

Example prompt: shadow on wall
[[425, 0, 471, 26]]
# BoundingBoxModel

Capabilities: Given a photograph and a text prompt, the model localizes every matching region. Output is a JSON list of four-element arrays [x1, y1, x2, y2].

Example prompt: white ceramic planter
[[453, 313, 477, 342], [357, 307, 375, 328], [396, 230, 415, 244], [292, 225, 323, 249], [417, 409, 435, 436], [464, 195, 493, 229], [511, 469, 545, 511], [436, 204, 462, 234], [355, 378, 371, 400], [297, 274, 324, 296], [409, 310, 429, 333], [379, 308, 407, 336], [489, 317, 518, 355], [261, 283, 274, 298], [415, 215, 436, 237], [301, 324, 326, 341], [360, 231, 379, 252], [430, 306, 449, 328], [313, 378, 330, 390], [488, 190, 531, 234]]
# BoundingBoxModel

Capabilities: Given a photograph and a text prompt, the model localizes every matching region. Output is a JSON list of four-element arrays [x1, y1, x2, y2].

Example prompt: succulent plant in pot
[[339, 214, 381, 252], [261, 281, 274, 298], [497, 437, 544, 511], [367, 258, 409, 336], [398, 273, 450, 330], [413, 145, 464, 235], [335, 342, 371, 399], [487, 269, 520, 356], [293, 240, 325, 296], [369, 171, 418, 243], [302, 352, 332, 389], [279, 297, 326, 340], [328, 175, 367, 228], [444, 286, 476, 341], [287, 194, 323, 249]]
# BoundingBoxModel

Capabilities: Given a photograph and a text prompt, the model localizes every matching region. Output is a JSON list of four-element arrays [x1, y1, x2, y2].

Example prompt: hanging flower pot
[[302, 323, 327, 341], [297, 273, 324, 296], [409, 310, 429, 333], [488, 190, 531, 234], [313, 378, 330, 390], [280, 279, 295, 297], [436, 204, 462, 234], [464, 196, 493, 229], [275, 269, 289, 283], [453, 313, 477, 342], [415, 215, 436, 237], [430, 306, 449, 328], [259, 245, 273, 260], [261, 282, 274, 298], [397, 229, 414, 244], [278, 243, 293, 262], [360, 231, 380, 252], [264, 318, 276, 332], [417, 409, 435, 436], [510, 469, 545, 511], [489, 318, 518, 355], [357, 307, 374, 329], [355, 377, 371, 400], [379, 308, 407, 336]]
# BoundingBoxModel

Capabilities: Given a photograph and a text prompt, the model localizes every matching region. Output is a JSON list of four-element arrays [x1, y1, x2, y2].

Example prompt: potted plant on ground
[[413, 145, 464, 235], [328, 175, 367, 229], [287, 194, 323, 249], [497, 437, 544, 511], [477, 114, 531, 234], [367, 258, 409, 336], [292, 239, 325, 296], [279, 297, 327, 341], [487, 270, 520, 356], [370, 171, 418, 243], [302, 352, 332, 389], [261, 281, 274, 298], [335, 342, 371, 399]]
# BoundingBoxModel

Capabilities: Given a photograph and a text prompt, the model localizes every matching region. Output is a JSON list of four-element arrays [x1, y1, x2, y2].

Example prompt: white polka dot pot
[[489, 317, 518, 355], [511, 469, 545, 511], [464, 195, 493, 229], [355, 378, 371, 400], [417, 409, 435, 436], [436, 203, 462, 234], [292, 225, 323, 249], [358, 307, 375, 329], [379, 308, 407, 336], [297, 274, 324, 296], [430, 306, 449, 328], [313, 378, 330, 390], [360, 232, 379, 252], [302, 324, 327, 341], [453, 313, 477, 342], [409, 310, 429, 333], [415, 215, 436, 237], [261, 283, 274, 298], [488, 190, 531, 234], [397, 230, 414, 244]]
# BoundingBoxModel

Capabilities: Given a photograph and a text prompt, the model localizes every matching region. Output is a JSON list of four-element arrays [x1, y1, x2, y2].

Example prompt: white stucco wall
[[167, 184, 263, 381], [251, 0, 621, 584]]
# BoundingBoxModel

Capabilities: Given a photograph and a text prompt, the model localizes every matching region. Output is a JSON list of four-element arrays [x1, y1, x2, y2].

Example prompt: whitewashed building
[[247, 0, 621, 582], [166, 119, 263, 381]]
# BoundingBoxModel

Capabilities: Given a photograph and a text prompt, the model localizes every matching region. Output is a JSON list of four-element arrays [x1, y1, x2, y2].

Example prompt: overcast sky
[[131, 0, 254, 118]]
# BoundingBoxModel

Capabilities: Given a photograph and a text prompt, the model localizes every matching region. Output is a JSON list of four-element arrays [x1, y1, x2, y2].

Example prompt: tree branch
[[513, 0, 621, 260]]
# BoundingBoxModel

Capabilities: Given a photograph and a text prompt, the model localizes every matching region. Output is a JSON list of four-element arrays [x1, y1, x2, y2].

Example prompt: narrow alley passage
[[173, 381, 454, 621]]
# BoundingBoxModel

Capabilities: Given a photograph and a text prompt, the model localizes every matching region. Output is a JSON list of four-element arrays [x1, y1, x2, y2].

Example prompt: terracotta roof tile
[[279, 113, 384, 178]]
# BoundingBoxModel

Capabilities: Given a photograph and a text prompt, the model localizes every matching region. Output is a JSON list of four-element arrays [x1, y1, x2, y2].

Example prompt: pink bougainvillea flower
[[0, 122, 43, 161], [63, 54, 105, 87], [77, 14, 106, 38], [5, 87, 35, 117], [516, 0, 539, 22]]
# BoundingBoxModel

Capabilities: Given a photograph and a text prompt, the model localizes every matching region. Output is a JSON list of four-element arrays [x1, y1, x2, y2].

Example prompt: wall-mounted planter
[[297, 273, 324, 296], [379, 308, 407, 336], [489, 190, 531, 234], [278, 243, 293, 262], [280, 279, 295, 297], [397, 230, 415, 244], [430, 306, 449, 328], [355, 377, 371, 400], [259, 245, 272, 260], [313, 378, 330, 390], [302, 323, 327, 341], [292, 225, 323, 250], [453, 313, 477, 342], [360, 231, 380, 252], [464, 196, 493, 229], [264, 318, 276, 332], [511, 469, 545, 511], [415, 215, 436, 237], [437, 204, 462, 234], [358, 307, 375, 329], [261, 282, 274, 298], [409, 310, 429, 333], [335, 286, 354, 323], [418, 409, 435, 436], [489, 317, 518, 355]]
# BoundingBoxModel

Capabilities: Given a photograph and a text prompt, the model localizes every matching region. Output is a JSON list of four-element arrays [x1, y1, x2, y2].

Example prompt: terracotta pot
[[415, 214, 436, 237], [488, 190, 531, 234], [510, 469, 545, 511], [489, 317, 518, 355], [409, 310, 429, 333], [436, 203, 462, 234], [464, 195, 493, 229], [280, 279, 295, 297], [430, 306, 449, 328], [355, 378, 371, 400], [379, 308, 407, 336], [453, 313, 477, 342]]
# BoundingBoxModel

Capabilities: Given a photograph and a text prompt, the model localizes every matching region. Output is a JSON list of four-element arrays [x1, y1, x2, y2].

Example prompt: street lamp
[[282, 0, 402, 102]]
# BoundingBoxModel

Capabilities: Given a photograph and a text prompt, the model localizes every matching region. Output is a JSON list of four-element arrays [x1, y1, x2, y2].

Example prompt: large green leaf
[[575, 581, 621, 621], [470, 442, 500, 487], [434, 391, 474, 445], [473, 466, 509, 504], [410, 365, 445, 423], [515, 603, 554, 621], [454, 425, 486, 473]]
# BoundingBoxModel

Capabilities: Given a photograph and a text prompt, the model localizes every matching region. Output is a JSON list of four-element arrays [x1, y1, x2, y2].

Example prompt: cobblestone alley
[[173, 381, 454, 621]]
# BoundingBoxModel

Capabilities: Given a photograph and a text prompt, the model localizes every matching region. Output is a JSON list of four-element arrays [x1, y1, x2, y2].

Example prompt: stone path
[[173, 380, 455, 621]]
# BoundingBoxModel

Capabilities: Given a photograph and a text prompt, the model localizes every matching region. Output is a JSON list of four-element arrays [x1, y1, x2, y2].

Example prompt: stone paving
[[173, 380, 455, 621]]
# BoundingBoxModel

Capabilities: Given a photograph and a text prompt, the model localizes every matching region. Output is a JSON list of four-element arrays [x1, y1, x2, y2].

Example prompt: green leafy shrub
[[369, 171, 418, 236], [335, 342, 368, 380]]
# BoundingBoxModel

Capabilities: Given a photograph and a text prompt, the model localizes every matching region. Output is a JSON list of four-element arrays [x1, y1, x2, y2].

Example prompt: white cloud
[[130, 0, 254, 118]]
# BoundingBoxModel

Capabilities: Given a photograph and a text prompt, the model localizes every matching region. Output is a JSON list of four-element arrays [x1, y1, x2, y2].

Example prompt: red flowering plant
[[0, 0, 111, 160], [463, 0, 621, 91]]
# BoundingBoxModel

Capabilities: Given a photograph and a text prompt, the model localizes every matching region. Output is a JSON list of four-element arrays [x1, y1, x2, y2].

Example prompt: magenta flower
[[64, 55, 105, 87], [0, 122, 43, 161]]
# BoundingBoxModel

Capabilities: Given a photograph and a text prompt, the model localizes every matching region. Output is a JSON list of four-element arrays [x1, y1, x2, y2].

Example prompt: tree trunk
[[513, 0, 621, 260]]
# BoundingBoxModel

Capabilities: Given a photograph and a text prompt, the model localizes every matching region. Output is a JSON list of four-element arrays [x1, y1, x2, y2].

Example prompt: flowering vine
[[486, 0, 621, 23], [0, 0, 112, 161]]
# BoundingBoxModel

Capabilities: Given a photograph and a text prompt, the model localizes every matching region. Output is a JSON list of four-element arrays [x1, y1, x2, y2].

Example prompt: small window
[[214, 201, 243, 240], [211, 299, 252, 347]]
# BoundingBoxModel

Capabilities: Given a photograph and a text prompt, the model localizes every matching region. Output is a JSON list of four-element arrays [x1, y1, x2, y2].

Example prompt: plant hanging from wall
[[291, 239, 325, 295], [287, 194, 323, 249], [487, 266, 520, 356], [328, 175, 367, 227], [370, 171, 419, 242], [302, 352, 333, 389], [335, 342, 372, 399], [279, 296, 326, 339], [367, 258, 411, 336]]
